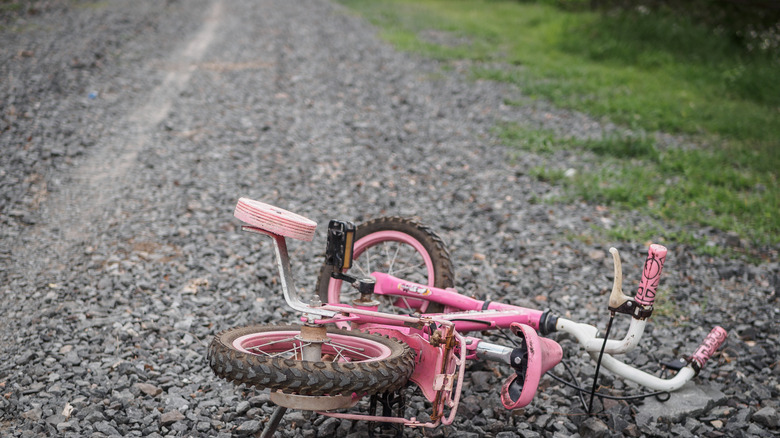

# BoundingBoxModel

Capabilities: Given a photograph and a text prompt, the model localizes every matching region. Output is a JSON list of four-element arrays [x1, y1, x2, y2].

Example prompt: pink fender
[[500, 323, 562, 410], [361, 326, 450, 403]]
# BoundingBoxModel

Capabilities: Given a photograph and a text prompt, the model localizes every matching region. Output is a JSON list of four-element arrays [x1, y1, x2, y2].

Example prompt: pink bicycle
[[207, 198, 727, 436]]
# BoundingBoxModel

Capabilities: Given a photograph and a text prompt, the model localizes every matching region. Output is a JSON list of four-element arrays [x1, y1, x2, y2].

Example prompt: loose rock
[[0, 2, 776, 438]]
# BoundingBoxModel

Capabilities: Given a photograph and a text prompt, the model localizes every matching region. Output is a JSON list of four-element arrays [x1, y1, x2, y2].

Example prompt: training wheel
[[234, 198, 317, 241]]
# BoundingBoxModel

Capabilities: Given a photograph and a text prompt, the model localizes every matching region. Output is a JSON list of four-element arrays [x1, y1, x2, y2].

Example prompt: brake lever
[[607, 247, 635, 314], [608, 245, 666, 320]]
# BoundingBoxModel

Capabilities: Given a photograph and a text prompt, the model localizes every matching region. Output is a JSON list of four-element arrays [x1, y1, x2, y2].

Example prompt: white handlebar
[[555, 317, 710, 392], [594, 353, 695, 392], [555, 317, 646, 354]]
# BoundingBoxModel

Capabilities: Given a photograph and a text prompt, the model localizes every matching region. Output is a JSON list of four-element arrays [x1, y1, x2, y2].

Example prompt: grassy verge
[[338, 0, 779, 250], [500, 124, 777, 252]]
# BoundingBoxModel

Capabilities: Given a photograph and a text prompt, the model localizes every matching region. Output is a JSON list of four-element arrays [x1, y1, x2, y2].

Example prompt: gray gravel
[[1, 0, 778, 437]]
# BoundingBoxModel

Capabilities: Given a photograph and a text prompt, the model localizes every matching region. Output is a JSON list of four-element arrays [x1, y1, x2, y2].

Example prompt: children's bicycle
[[207, 198, 727, 436]]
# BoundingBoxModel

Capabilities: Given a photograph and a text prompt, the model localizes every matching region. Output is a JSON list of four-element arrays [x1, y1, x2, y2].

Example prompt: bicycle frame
[[366, 272, 649, 353], [325, 258, 720, 394], [243, 224, 561, 425], [217, 198, 728, 433], [333, 273, 699, 392]]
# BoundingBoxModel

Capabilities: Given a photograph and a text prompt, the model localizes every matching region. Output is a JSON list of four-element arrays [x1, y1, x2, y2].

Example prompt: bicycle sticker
[[397, 282, 432, 296]]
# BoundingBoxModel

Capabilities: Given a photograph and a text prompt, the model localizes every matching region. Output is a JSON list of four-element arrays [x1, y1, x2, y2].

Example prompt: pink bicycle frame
[[313, 307, 469, 428], [371, 272, 547, 332], [309, 293, 560, 421]]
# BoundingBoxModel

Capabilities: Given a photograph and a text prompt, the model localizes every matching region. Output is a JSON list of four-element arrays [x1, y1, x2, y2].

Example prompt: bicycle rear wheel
[[208, 325, 415, 396], [315, 217, 454, 314]]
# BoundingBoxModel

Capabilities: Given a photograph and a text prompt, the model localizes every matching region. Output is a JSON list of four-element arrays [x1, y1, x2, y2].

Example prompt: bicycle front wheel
[[208, 325, 415, 396], [315, 217, 454, 314]]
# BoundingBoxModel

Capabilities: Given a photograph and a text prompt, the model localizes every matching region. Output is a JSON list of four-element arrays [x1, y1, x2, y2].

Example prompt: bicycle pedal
[[324, 220, 356, 270]]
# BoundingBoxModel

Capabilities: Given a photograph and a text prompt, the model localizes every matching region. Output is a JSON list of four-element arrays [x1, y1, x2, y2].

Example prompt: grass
[[338, 0, 779, 250], [0, 3, 23, 13], [652, 288, 674, 319], [499, 123, 778, 250]]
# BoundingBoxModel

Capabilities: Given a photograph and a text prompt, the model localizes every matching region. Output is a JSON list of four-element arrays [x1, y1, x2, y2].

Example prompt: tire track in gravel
[[59, 0, 224, 247], [25, 0, 223, 253], [1, 0, 224, 348]]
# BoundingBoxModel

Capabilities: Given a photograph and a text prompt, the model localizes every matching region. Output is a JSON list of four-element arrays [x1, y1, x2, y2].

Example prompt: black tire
[[315, 217, 455, 314], [208, 325, 415, 396]]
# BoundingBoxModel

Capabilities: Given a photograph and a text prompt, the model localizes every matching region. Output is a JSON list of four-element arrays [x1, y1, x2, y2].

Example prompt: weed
[[529, 166, 567, 183], [579, 133, 658, 161], [651, 287, 684, 323], [495, 124, 557, 154]]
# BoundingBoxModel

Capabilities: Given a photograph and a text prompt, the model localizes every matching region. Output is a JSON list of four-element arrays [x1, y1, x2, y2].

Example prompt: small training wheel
[[234, 198, 317, 241]]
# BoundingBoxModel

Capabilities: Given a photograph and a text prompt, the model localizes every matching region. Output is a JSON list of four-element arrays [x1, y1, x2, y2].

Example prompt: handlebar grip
[[689, 326, 728, 372], [635, 244, 667, 306]]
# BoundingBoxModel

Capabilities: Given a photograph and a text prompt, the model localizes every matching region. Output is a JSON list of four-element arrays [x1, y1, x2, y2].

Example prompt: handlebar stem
[[473, 340, 514, 364]]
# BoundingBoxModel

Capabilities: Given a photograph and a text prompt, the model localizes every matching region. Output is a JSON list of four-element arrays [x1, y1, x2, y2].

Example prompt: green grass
[[338, 0, 780, 250], [500, 123, 778, 248], [339, 0, 780, 146], [528, 165, 567, 183], [0, 3, 23, 12], [651, 288, 677, 320]]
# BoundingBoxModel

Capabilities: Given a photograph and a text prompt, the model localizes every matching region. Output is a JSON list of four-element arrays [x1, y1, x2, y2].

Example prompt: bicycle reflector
[[325, 220, 356, 270]]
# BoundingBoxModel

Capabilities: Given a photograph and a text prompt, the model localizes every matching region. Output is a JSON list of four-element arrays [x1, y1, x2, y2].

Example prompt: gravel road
[[1, 1, 778, 437]]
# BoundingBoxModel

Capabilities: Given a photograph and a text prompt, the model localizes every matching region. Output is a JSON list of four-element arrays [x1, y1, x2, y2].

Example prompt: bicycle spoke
[[246, 337, 315, 359], [246, 336, 384, 363], [327, 340, 372, 361], [365, 245, 372, 276], [246, 336, 299, 353], [356, 242, 427, 314], [271, 341, 311, 359], [383, 261, 426, 278], [353, 249, 372, 278], [385, 243, 402, 275], [353, 243, 425, 282], [399, 296, 414, 314], [329, 223, 445, 314]]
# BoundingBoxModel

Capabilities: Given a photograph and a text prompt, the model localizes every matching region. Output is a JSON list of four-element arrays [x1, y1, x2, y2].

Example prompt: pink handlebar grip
[[635, 244, 667, 306], [689, 326, 728, 371]]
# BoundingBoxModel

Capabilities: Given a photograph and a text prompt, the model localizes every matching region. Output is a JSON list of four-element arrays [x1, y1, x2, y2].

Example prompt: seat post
[[242, 225, 337, 319]]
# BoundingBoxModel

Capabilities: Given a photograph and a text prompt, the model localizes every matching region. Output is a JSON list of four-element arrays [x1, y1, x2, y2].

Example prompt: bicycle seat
[[234, 197, 317, 241], [500, 322, 562, 410]]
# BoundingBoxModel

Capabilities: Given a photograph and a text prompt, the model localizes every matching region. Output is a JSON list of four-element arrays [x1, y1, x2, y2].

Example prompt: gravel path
[[1, 1, 778, 437]]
